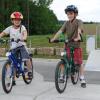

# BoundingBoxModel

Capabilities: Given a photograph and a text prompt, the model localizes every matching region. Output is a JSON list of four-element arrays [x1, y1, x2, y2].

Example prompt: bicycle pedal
[[16, 74, 19, 78], [59, 79, 65, 83], [81, 83, 86, 88]]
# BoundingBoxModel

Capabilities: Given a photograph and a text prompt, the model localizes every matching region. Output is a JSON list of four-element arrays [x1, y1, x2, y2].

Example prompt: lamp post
[[27, 0, 29, 35]]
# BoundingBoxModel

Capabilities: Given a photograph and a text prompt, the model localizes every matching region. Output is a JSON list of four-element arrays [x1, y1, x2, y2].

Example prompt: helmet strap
[[19, 25, 22, 33]]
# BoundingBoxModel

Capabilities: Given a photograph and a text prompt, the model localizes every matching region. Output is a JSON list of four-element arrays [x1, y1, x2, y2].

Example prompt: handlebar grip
[[48, 37, 51, 43], [23, 40, 27, 42], [17, 39, 21, 43], [53, 40, 60, 43], [11, 38, 14, 42], [47, 37, 60, 43]]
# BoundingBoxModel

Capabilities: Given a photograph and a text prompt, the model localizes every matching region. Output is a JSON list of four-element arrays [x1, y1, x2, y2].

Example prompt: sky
[[50, 0, 100, 22]]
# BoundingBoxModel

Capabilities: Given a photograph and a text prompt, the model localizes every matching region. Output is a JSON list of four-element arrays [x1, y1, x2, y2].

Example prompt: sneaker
[[80, 79, 86, 88], [24, 67, 28, 72], [12, 80, 16, 86], [28, 71, 32, 80]]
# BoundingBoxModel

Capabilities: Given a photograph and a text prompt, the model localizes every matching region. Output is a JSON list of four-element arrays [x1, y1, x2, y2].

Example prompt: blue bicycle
[[0, 39, 33, 93]]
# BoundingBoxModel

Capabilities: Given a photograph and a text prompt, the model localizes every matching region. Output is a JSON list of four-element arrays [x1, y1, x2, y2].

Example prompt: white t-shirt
[[3, 25, 27, 49]]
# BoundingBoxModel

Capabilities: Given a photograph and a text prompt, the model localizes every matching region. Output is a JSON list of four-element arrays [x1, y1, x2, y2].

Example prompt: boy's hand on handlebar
[[50, 38, 55, 43], [47, 37, 54, 43]]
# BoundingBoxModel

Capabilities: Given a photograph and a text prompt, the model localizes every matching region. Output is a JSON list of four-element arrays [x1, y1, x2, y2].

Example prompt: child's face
[[12, 19, 21, 27], [67, 12, 76, 21]]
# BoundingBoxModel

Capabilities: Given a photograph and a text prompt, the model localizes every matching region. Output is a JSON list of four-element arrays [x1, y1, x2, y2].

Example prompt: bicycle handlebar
[[0, 38, 27, 44], [11, 38, 27, 43], [48, 37, 83, 43]]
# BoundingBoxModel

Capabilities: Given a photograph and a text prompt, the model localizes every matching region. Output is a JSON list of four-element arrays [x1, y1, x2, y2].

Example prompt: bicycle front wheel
[[2, 60, 13, 93], [55, 60, 68, 93]]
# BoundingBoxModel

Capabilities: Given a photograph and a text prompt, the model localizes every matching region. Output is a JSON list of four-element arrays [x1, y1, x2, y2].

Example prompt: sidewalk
[[0, 77, 100, 100], [0, 57, 100, 100], [35, 83, 100, 100]]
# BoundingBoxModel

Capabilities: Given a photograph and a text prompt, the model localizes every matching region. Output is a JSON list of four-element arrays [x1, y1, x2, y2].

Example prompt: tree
[[0, 0, 28, 27], [29, 3, 58, 35], [0, 0, 58, 35], [36, 0, 53, 7]]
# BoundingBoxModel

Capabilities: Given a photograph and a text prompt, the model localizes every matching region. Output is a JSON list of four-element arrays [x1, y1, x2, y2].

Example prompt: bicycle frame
[[6, 50, 24, 76], [60, 45, 75, 76], [1, 38, 34, 94], [53, 38, 82, 93]]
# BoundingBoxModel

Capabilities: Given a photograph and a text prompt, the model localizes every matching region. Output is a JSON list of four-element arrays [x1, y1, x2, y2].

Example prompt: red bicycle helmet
[[10, 11, 23, 19]]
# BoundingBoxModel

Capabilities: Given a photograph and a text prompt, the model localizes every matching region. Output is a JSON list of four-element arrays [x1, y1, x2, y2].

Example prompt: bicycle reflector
[[6, 52, 11, 57], [61, 51, 66, 56]]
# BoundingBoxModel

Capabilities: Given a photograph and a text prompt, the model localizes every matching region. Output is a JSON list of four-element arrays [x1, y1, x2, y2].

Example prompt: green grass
[[83, 23, 97, 35], [27, 34, 63, 48], [1, 23, 100, 59], [0, 34, 88, 59], [26, 34, 88, 59], [27, 23, 98, 47], [26, 23, 100, 59]]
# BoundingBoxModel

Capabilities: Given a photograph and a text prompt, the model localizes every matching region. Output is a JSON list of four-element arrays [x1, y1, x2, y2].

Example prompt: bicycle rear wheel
[[71, 64, 79, 85], [22, 58, 33, 84], [55, 60, 68, 93], [2, 60, 13, 93]]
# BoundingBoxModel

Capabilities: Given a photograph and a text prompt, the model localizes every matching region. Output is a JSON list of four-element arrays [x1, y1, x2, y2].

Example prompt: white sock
[[80, 76, 86, 83], [80, 75, 85, 80]]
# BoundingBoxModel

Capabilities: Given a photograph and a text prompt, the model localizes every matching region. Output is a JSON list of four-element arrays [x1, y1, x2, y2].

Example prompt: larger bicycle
[[49, 38, 82, 93]]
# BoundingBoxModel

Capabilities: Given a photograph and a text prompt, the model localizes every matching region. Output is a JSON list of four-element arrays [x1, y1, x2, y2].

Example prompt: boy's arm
[[0, 32, 7, 38], [74, 28, 81, 41], [0, 27, 10, 38], [74, 20, 83, 41], [78, 20, 84, 35], [51, 30, 62, 42], [22, 30, 28, 41], [51, 22, 66, 42]]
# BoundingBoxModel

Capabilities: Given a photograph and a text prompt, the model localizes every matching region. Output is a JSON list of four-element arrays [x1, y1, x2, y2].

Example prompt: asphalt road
[[0, 58, 100, 100], [33, 59, 100, 84], [0, 58, 100, 84]]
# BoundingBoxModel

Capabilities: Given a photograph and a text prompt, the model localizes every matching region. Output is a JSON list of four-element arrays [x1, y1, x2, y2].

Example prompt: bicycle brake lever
[[17, 39, 21, 43], [11, 38, 14, 42]]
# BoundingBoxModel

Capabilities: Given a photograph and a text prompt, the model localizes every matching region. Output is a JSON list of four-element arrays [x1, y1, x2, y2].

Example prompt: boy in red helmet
[[51, 5, 86, 88], [0, 11, 32, 86]]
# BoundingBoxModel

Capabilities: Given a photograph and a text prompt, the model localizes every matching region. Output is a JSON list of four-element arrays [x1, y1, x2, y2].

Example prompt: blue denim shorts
[[11, 45, 30, 60]]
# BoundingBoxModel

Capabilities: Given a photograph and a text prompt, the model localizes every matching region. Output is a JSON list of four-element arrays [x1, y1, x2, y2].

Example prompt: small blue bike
[[0, 38, 33, 93]]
